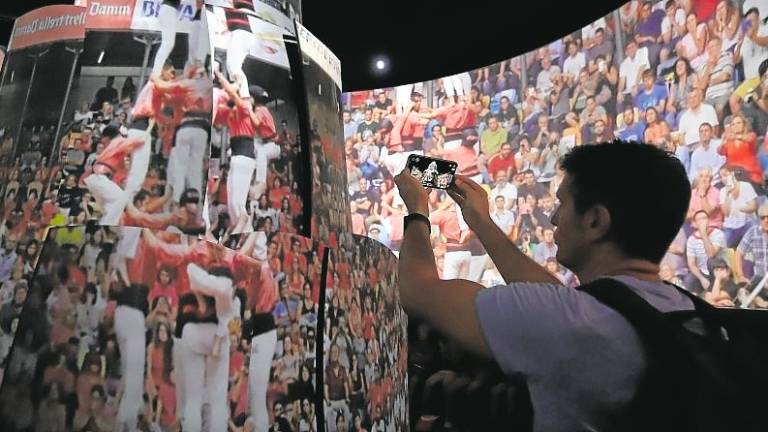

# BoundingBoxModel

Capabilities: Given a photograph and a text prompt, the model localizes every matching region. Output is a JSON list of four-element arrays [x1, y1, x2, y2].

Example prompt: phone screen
[[406, 154, 458, 189]]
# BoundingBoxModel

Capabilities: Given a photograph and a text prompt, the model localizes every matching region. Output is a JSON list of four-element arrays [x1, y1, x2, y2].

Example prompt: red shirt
[[148, 281, 179, 309], [442, 145, 480, 176], [253, 105, 277, 139], [487, 153, 516, 177], [432, 104, 477, 131], [91, 137, 145, 181], [430, 208, 463, 244], [719, 133, 762, 184]]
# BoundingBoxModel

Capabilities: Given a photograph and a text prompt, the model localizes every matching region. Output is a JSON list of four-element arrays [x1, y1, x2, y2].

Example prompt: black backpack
[[578, 277, 768, 432]]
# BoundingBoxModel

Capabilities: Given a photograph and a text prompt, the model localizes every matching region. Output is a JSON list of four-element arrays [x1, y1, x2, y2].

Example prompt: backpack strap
[[576, 277, 697, 431]]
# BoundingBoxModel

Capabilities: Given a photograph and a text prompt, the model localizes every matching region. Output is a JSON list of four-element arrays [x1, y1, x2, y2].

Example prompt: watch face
[[406, 155, 457, 189]]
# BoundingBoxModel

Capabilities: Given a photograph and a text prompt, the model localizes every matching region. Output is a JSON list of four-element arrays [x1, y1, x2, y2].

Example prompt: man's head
[[358, 178, 367, 192], [640, 1, 652, 19], [698, 122, 713, 144], [697, 166, 713, 188], [495, 170, 508, 185], [500, 142, 513, 158], [180, 188, 200, 213], [758, 203, 768, 233], [160, 63, 175, 81], [342, 110, 351, 123], [488, 115, 500, 132], [106, 76, 115, 87], [623, 108, 635, 126], [642, 69, 655, 91], [552, 142, 690, 273], [707, 36, 722, 62], [494, 195, 506, 210], [593, 119, 607, 136], [462, 128, 479, 148], [523, 170, 536, 186], [687, 87, 703, 110], [567, 41, 578, 57], [544, 227, 555, 244], [364, 107, 373, 121], [625, 41, 637, 59], [13, 280, 28, 306]]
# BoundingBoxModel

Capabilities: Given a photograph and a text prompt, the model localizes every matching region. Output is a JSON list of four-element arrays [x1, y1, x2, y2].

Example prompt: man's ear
[[584, 204, 612, 241]]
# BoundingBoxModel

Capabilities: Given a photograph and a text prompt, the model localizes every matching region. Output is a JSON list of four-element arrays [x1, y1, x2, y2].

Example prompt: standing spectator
[[618, 42, 651, 110], [731, 8, 768, 115], [699, 36, 735, 120], [487, 142, 516, 180], [719, 165, 758, 247], [91, 76, 118, 111], [719, 114, 762, 186], [685, 210, 727, 293], [735, 203, 768, 295]]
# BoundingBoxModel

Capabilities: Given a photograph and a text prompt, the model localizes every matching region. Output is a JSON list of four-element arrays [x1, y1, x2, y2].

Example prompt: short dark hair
[[559, 141, 690, 263]]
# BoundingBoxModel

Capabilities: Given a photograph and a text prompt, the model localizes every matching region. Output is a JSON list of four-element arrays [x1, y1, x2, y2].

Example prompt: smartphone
[[406, 154, 458, 189]]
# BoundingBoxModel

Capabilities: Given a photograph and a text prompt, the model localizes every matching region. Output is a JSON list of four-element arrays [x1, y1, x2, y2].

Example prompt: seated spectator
[[618, 42, 651, 111], [708, 0, 740, 52], [689, 122, 725, 183], [591, 118, 615, 143], [516, 170, 548, 201], [687, 167, 724, 230], [680, 12, 708, 62], [685, 210, 727, 294], [643, 107, 671, 149], [490, 196, 515, 236], [562, 41, 587, 83], [618, 107, 646, 141], [514, 136, 540, 176], [734, 203, 768, 308], [678, 88, 720, 146], [480, 116, 508, 158], [487, 142, 516, 180], [665, 58, 696, 128], [660, 0, 687, 50], [534, 228, 558, 265], [634, 69, 668, 114], [489, 170, 518, 210], [703, 258, 740, 307], [536, 55, 562, 97]]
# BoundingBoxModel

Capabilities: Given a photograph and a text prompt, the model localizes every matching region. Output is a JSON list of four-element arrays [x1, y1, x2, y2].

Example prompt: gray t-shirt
[[475, 275, 693, 432]]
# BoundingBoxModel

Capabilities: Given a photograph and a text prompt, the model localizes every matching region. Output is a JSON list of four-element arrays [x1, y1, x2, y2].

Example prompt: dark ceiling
[[0, 0, 628, 91]]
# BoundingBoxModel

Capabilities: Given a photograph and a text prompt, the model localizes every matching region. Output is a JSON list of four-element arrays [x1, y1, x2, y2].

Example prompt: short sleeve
[[475, 281, 585, 374], [737, 227, 753, 255]]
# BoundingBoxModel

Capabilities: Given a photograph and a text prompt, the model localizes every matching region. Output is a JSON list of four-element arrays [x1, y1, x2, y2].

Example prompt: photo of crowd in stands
[[323, 235, 408, 432], [343, 0, 768, 308], [0, 225, 325, 432], [296, 23, 352, 249], [205, 2, 308, 240]]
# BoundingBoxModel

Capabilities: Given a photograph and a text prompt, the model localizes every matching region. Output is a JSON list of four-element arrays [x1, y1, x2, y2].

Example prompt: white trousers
[[180, 323, 230, 432], [168, 126, 208, 202], [468, 254, 489, 283], [443, 250, 471, 280], [227, 155, 256, 222], [254, 140, 280, 184], [125, 128, 153, 197], [152, 4, 178, 77], [227, 29, 257, 98], [84, 173, 126, 226], [187, 14, 208, 67], [248, 329, 277, 432], [114, 306, 146, 431]]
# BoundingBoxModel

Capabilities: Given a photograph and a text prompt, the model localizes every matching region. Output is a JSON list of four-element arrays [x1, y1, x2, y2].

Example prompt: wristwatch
[[404, 213, 431, 232]]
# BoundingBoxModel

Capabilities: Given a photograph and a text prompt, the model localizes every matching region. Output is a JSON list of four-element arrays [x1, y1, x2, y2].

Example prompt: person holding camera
[[395, 142, 694, 431]]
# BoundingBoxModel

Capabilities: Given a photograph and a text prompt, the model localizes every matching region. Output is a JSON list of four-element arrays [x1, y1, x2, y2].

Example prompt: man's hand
[[394, 170, 430, 216], [447, 175, 491, 230]]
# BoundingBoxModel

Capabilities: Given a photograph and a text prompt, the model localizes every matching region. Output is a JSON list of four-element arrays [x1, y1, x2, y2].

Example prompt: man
[[0, 280, 26, 325], [394, 142, 693, 430], [487, 142, 516, 179], [534, 227, 558, 265], [356, 108, 379, 142], [678, 88, 719, 146], [430, 200, 471, 280], [324, 345, 350, 432], [350, 178, 374, 218], [719, 165, 758, 247], [618, 41, 651, 109], [516, 169, 548, 201], [734, 203, 768, 307], [587, 28, 614, 67], [342, 110, 358, 140], [685, 210, 727, 294], [633, 69, 667, 114], [92, 76, 118, 111], [0, 238, 17, 285], [562, 41, 586, 83], [688, 123, 725, 183], [697, 36, 734, 120], [489, 170, 517, 209], [592, 118, 615, 143], [536, 55, 561, 97], [490, 196, 515, 236], [731, 8, 768, 115], [480, 115, 508, 158], [633, 1, 663, 68], [618, 107, 646, 142]]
